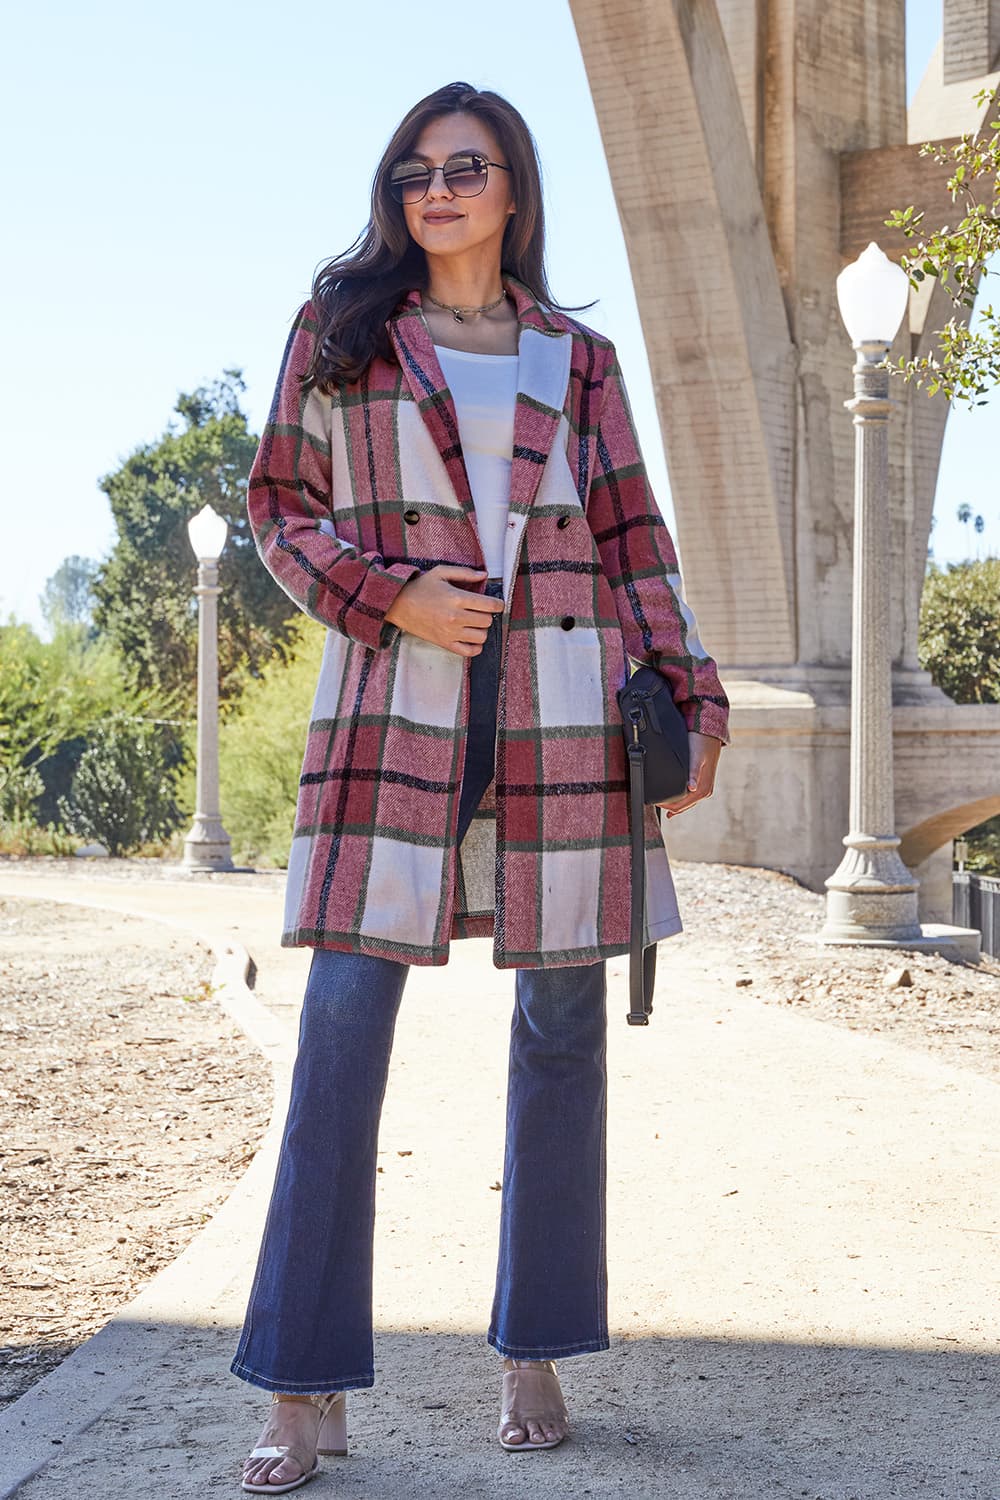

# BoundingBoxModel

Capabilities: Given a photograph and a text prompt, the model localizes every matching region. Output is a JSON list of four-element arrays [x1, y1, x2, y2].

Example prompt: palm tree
[[956, 502, 971, 559]]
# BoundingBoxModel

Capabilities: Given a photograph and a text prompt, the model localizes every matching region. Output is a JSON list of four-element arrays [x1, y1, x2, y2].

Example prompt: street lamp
[[818, 242, 922, 946], [182, 503, 234, 873]]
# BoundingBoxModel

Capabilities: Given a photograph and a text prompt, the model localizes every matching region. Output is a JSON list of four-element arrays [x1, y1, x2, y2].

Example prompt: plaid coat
[[248, 272, 730, 968]]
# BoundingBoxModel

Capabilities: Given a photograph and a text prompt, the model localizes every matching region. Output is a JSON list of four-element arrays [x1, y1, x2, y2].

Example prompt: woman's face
[[397, 111, 516, 267]]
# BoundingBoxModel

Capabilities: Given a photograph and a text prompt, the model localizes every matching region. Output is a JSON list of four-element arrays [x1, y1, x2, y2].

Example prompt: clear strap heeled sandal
[[497, 1359, 570, 1452], [241, 1391, 348, 1494]]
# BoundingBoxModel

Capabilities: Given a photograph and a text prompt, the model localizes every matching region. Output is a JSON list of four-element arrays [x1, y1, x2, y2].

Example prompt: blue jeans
[[230, 580, 609, 1393]]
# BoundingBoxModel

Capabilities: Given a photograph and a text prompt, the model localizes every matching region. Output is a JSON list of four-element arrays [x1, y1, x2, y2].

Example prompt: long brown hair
[[303, 81, 598, 393]]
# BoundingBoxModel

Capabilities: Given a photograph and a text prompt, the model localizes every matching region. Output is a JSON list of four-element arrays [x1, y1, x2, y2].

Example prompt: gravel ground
[[0, 893, 271, 1410], [670, 861, 1000, 1085]]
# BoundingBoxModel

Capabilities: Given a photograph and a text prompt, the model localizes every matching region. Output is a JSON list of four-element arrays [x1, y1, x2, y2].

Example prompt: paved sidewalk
[[0, 865, 998, 1498]]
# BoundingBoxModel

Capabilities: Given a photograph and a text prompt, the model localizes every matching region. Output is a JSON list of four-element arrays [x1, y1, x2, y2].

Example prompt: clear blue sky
[[1, 0, 993, 637]]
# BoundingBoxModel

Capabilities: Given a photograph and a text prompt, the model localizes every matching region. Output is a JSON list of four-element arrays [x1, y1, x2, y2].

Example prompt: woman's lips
[[424, 213, 462, 222]]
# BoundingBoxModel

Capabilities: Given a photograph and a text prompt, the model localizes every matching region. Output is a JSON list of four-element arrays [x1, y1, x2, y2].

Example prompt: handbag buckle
[[632, 687, 661, 735]]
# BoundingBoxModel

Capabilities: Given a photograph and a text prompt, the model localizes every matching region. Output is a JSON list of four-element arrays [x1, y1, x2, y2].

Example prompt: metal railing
[[953, 871, 1000, 958]]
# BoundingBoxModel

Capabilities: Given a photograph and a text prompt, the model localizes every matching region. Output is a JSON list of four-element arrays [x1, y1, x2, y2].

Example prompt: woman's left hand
[[655, 731, 723, 818]]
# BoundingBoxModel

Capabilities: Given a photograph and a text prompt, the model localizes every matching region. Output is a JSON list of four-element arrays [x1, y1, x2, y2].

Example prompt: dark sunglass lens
[[443, 154, 488, 195], [389, 161, 431, 203]]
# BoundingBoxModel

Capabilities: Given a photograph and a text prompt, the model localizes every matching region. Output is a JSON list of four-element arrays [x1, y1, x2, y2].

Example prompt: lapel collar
[[503, 276, 574, 519], [388, 283, 474, 517], [387, 272, 572, 536]]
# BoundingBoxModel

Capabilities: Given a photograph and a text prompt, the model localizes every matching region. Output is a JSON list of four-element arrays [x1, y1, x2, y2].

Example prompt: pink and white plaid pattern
[[247, 273, 730, 968]]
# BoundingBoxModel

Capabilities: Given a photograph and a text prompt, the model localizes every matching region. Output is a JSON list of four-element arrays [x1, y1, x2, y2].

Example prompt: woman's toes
[[501, 1422, 527, 1445], [270, 1458, 304, 1484], [243, 1455, 304, 1487]]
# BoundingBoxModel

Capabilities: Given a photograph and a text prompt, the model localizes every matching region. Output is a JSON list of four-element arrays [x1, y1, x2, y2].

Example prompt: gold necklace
[[424, 288, 510, 324]]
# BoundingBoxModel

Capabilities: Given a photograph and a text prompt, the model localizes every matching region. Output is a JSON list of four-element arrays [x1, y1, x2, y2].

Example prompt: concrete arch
[[900, 796, 1000, 870]]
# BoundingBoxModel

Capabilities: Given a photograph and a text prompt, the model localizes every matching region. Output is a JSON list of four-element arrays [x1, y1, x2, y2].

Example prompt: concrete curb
[[0, 900, 295, 1499]]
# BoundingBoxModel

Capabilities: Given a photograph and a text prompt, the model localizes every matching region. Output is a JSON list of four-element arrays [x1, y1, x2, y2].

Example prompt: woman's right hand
[[384, 565, 505, 656]]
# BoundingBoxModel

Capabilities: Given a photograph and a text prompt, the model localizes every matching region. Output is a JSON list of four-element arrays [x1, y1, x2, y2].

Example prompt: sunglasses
[[388, 151, 512, 205]]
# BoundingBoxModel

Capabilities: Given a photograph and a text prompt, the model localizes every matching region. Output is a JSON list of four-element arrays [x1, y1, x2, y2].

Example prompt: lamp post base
[[181, 814, 234, 873], [818, 843, 980, 953], [810, 922, 981, 960], [819, 836, 922, 945]]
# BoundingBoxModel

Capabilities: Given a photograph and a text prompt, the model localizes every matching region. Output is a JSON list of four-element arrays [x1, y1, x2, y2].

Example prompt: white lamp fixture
[[835, 240, 910, 346], [187, 502, 229, 561]]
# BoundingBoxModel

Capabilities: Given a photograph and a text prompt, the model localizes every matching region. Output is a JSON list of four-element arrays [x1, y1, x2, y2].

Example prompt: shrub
[[918, 557, 1000, 704], [918, 556, 1000, 873], [964, 823, 1000, 875], [0, 764, 44, 823], [0, 616, 189, 835], [57, 716, 188, 857], [208, 615, 326, 868], [0, 819, 80, 858]]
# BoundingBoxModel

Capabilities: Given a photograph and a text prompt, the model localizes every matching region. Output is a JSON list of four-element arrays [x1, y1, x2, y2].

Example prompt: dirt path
[[0, 896, 270, 1409]]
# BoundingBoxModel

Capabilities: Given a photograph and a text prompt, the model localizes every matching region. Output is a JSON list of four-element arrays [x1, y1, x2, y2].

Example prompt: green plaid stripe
[[247, 274, 728, 969]]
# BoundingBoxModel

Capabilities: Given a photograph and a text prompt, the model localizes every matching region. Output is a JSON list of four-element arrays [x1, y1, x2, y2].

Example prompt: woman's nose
[[425, 166, 455, 197]]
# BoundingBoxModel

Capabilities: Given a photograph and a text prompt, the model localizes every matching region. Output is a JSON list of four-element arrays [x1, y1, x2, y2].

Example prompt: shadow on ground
[[3, 1323, 998, 1499]]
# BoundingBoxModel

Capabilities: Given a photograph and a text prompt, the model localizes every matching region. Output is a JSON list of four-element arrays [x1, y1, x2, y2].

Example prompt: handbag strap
[[625, 737, 656, 1025]]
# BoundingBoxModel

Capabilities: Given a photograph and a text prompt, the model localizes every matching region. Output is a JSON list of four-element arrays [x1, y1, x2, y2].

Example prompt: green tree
[[0, 615, 183, 827], [40, 555, 100, 634], [955, 501, 985, 557], [91, 370, 300, 713], [887, 83, 1000, 404], [1, 618, 111, 802], [918, 557, 1000, 703], [918, 557, 1000, 874], [57, 715, 186, 856]]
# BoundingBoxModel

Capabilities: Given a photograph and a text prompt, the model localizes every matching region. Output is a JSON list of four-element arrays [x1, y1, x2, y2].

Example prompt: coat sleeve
[[588, 340, 731, 745], [247, 300, 422, 651]]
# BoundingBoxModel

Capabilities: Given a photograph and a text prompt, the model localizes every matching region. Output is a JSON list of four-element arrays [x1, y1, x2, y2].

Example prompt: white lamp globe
[[187, 503, 229, 561], [836, 241, 910, 346]]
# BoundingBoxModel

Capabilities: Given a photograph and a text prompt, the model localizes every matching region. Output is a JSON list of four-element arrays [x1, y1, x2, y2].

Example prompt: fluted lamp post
[[818, 242, 923, 947], [182, 503, 234, 873]]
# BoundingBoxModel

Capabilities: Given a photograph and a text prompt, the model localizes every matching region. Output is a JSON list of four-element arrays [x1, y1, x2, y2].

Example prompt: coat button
[[556, 514, 571, 529], [403, 509, 420, 525], [560, 615, 575, 631]]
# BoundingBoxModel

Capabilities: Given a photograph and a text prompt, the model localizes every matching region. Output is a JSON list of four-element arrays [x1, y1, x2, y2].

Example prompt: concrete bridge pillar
[[569, 0, 1000, 921]]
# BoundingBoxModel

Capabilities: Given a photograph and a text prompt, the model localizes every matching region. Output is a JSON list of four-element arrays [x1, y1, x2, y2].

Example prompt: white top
[[433, 344, 518, 578]]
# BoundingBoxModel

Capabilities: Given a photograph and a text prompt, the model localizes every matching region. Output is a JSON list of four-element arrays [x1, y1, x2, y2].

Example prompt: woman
[[234, 80, 730, 1491]]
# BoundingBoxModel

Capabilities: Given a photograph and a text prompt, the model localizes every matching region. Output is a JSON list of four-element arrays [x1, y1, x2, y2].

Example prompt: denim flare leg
[[230, 580, 610, 1393]]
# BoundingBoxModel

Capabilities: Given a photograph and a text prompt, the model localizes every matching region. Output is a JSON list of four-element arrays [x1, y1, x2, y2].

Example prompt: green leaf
[[91, 372, 300, 714]]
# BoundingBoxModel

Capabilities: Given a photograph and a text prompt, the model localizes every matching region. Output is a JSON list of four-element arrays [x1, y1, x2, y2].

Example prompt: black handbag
[[616, 664, 691, 1026]]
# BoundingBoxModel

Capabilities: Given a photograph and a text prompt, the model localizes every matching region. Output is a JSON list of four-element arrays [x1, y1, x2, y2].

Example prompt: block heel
[[316, 1391, 348, 1456]]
